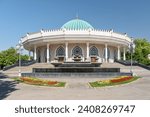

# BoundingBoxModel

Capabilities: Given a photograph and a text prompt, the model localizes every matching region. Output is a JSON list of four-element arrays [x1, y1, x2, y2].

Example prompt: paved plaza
[[0, 67, 150, 100]]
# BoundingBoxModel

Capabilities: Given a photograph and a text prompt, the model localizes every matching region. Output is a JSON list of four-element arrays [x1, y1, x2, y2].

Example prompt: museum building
[[22, 18, 132, 63]]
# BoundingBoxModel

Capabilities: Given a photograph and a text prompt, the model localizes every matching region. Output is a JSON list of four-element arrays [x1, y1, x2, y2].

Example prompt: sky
[[0, 0, 150, 51]]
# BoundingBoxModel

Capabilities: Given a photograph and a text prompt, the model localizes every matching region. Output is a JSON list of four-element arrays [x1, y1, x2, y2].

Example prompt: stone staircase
[[2, 63, 54, 77], [1, 62, 149, 78], [101, 62, 150, 77], [101, 62, 125, 68]]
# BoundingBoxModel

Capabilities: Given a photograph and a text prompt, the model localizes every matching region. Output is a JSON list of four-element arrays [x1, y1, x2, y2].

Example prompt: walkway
[[0, 64, 150, 100]]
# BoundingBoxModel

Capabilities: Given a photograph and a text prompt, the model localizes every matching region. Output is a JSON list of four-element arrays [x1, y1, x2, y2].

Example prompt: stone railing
[[3, 60, 36, 71], [22, 29, 131, 43], [116, 60, 150, 70]]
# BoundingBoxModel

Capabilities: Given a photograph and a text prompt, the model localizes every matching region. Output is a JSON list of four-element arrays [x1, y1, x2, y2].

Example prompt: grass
[[89, 76, 140, 87], [12, 77, 66, 87]]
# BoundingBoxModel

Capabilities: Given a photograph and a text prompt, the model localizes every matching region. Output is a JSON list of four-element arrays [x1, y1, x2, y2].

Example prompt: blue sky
[[0, 0, 150, 51]]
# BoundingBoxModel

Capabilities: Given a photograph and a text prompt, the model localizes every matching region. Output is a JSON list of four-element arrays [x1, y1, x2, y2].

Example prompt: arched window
[[103, 48, 110, 59], [90, 46, 99, 56], [56, 46, 65, 56], [72, 46, 82, 56]]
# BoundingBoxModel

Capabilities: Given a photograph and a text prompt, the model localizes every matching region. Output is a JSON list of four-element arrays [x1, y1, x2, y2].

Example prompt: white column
[[65, 42, 68, 61], [47, 43, 50, 63], [86, 42, 89, 59], [34, 45, 37, 61], [105, 44, 108, 62], [117, 46, 121, 60], [123, 47, 126, 61]]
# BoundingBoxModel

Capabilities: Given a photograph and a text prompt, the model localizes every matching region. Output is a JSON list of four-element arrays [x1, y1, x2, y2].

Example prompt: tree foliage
[[131, 38, 150, 65], [0, 47, 29, 69]]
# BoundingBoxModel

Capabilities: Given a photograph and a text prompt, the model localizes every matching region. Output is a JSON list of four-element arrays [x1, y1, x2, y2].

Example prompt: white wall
[[36, 43, 120, 63]]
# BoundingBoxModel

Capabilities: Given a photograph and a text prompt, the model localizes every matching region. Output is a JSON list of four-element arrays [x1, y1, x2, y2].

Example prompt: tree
[[132, 39, 150, 65], [0, 47, 29, 69]]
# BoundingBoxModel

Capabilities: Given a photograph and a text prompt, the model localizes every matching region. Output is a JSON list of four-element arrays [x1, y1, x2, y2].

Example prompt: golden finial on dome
[[76, 13, 79, 19]]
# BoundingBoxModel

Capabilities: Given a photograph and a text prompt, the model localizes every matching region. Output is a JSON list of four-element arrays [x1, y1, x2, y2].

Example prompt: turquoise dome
[[61, 19, 94, 30]]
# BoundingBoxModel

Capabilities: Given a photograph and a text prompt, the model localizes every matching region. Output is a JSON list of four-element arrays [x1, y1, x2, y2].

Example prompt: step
[[22, 72, 132, 78]]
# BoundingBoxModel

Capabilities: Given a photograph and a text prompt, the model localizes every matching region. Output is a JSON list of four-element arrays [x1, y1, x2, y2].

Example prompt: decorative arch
[[90, 46, 99, 56], [56, 46, 65, 56], [72, 46, 82, 56]]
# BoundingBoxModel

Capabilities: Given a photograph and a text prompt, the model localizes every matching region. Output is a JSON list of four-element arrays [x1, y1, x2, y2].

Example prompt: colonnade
[[31, 43, 126, 63]]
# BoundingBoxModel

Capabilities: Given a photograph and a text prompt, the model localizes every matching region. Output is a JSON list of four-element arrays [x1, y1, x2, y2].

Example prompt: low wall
[[32, 68, 120, 73], [22, 72, 132, 78], [116, 60, 150, 70]]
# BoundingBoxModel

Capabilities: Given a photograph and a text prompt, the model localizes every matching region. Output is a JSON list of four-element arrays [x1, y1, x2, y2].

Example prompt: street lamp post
[[130, 45, 133, 74], [16, 40, 23, 77], [129, 39, 135, 75]]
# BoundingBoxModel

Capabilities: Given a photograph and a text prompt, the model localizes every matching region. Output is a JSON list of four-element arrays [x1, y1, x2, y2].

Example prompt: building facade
[[22, 19, 132, 63]]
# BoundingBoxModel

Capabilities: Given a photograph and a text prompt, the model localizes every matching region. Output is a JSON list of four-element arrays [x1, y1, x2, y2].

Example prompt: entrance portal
[[72, 46, 83, 62]]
